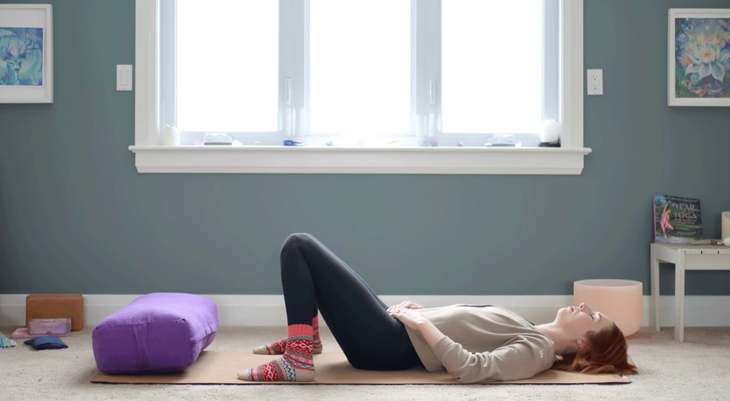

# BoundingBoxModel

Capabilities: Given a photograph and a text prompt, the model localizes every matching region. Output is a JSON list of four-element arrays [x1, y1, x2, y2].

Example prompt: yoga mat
[[91, 351, 631, 385]]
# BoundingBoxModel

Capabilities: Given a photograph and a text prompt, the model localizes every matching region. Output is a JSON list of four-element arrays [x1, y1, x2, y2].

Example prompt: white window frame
[[129, 0, 591, 174]]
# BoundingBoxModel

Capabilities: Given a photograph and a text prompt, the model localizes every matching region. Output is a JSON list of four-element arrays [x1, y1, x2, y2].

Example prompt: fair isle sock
[[312, 315, 322, 353], [253, 315, 322, 355], [253, 337, 287, 355], [238, 324, 315, 382]]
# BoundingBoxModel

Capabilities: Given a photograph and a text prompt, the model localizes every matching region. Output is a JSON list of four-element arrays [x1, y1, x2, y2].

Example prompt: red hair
[[551, 323, 638, 376]]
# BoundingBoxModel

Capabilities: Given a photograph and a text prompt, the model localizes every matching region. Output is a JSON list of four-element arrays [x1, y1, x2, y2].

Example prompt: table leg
[[675, 251, 685, 342], [651, 247, 660, 331]]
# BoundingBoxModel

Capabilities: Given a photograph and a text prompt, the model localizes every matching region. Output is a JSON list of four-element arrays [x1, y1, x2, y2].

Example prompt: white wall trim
[[128, 145, 592, 175], [135, 0, 158, 147], [2, 294, 729, 328], [560, 0, 584, 149], [131, 0, 589, 175]]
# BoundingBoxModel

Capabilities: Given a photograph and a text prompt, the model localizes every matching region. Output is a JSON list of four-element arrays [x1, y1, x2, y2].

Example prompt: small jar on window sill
[[160, 125, 180, 146], [539, 120, 561, 147]]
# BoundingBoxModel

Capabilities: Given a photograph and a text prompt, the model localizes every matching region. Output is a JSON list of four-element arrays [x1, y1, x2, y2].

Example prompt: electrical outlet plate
[[587, 69, 603, 95]]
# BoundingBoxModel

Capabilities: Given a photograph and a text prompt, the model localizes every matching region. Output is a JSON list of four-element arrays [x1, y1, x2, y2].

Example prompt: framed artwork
[[0, 4, 53, 103], [669, 9, 730, 107]]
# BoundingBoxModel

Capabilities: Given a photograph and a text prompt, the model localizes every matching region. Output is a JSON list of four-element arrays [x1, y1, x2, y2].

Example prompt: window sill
[[128, 145, 592, 174]]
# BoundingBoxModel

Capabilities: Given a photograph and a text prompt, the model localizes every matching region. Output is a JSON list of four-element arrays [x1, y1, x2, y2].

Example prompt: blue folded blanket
[[24, 336, 68, 350]]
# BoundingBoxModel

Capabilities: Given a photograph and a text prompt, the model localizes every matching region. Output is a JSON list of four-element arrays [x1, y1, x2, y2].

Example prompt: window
[[441, 1, 549, 135], [175, 1, 279, 133], [309, 0, 411, 136], [131, 0, 590, 174]]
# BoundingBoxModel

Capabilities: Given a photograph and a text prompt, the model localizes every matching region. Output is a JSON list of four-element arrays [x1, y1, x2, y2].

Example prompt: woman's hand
[[386, 300, 424, 314], [388, 308, 428, 331]]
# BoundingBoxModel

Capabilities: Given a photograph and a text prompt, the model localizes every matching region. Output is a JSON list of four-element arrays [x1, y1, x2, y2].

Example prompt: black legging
[[279, 233, 423, 371]]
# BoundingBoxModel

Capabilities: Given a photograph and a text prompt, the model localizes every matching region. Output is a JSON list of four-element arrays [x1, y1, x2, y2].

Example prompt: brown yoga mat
[[91, 351, 631, 385]]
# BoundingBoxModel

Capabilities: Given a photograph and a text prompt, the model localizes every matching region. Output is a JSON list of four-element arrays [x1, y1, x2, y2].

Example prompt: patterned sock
[[238, 324, 315, 382], [312, 315, 322, 354], [253, 315, 323, 355]]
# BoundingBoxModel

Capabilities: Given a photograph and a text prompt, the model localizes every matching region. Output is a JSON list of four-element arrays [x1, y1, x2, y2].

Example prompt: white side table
[[650, 243, 730, 342]]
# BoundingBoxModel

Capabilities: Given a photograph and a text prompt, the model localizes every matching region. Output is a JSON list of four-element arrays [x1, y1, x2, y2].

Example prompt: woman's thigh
[[281, 233, 420, 369]]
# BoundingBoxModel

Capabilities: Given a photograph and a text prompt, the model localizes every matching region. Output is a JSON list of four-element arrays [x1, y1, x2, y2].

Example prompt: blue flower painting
[[0, 27, 44, 86], [675, 18, 730, 98]]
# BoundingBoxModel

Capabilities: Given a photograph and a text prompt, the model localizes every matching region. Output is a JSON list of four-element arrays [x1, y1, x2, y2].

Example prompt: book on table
[[653, 194, 703, 243]]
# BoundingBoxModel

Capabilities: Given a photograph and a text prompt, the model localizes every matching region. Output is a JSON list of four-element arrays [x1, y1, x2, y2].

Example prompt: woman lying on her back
[[238, 234, 638, 383]]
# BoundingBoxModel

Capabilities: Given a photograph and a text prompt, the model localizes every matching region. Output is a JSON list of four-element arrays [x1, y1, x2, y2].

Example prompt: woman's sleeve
[[432, 336, 548, 383]]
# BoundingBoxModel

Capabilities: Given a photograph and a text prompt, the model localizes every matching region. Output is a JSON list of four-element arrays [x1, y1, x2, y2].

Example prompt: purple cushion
[[92, 293, 218, 374]]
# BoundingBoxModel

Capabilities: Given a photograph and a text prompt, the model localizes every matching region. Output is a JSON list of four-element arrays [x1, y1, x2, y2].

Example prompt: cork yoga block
[[26, 294, 84, 331]]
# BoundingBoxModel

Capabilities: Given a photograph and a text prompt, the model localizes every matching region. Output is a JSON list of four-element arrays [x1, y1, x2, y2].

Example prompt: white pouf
[[573, 279, 643, 337]]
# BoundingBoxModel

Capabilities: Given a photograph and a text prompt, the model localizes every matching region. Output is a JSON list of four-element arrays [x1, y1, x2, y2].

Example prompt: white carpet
[[1, 325, 728, 401]]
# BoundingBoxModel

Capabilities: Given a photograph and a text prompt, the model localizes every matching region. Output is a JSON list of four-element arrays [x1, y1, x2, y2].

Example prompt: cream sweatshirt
[[404, 304, 556, 383]]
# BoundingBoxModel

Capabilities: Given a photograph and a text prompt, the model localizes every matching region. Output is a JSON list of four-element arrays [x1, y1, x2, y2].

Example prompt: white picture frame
[[0, 4, 53, 103], [668, 8, 730, 107]]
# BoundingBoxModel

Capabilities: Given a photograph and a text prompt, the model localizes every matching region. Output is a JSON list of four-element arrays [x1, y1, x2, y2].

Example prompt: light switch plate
[[117, 65, 133, 91]]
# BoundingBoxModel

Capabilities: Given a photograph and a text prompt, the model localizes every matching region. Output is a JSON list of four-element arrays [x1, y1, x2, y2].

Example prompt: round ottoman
[[573, 279, 642, 337]]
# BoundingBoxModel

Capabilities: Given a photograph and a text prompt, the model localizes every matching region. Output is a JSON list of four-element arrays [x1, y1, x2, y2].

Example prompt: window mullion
[[159, 0, 176, 139], [417, 0, 441, 141], [410, 0, 417, 138], [280, 0, 305, 138], [543, 0, 559, 123]]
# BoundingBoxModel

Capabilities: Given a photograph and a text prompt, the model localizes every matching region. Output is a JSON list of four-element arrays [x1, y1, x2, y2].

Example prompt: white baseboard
[[2, 294, 730, 328]]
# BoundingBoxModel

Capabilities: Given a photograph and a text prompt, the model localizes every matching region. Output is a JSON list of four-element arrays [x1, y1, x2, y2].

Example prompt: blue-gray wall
[[1, 0, 729, 296]]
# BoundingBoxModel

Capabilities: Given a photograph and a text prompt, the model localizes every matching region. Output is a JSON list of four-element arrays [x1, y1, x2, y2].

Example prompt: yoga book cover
[[653, 194, 703, 243]]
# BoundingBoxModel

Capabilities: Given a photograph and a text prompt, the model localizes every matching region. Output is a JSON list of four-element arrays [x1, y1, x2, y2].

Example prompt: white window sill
[[128, 145, 592, 174]]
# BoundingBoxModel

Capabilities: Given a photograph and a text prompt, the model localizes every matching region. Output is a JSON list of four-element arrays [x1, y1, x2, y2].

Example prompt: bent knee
[[281, 233, 316, 252]]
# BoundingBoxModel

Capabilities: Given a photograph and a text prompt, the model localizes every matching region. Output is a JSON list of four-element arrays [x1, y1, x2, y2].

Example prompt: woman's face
[[555, 303, 615, 339]]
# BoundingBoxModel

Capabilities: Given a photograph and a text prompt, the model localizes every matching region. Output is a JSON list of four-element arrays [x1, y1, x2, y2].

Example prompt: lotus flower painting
[[674, 17, 730, 99], [0, 27, 44, 86]]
